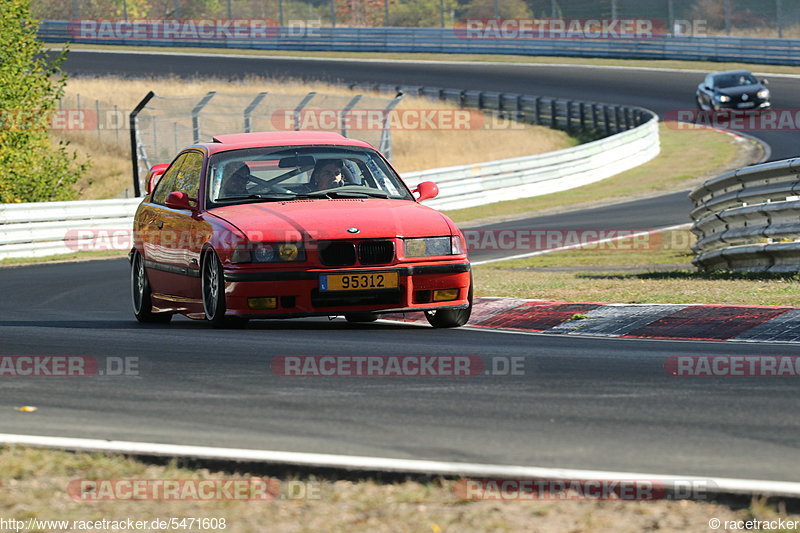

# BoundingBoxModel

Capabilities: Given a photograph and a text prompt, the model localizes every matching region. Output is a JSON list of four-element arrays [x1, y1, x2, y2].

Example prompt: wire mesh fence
[[133, 90, 399, 184], [57, 92, 129, 150]]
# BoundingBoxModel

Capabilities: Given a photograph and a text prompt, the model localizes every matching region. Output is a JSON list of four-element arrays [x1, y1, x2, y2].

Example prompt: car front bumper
[[222, 261, 472, 317]]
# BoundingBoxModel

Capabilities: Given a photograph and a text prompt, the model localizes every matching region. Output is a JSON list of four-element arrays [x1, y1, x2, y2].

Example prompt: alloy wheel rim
[[133, 255, 145, 312], [204, 257, 218, 317]]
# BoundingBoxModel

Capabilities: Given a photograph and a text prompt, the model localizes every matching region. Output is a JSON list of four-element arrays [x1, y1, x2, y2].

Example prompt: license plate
[[320, 272, 398, 291], [738, 102, 755, 108]]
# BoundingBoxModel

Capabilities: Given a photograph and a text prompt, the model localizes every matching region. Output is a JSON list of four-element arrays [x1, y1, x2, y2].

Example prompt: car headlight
[[231, 242, 306, 263], [404, 236, 463, 257], [757, 89, 770, 99], [717, 95, 731, 103]]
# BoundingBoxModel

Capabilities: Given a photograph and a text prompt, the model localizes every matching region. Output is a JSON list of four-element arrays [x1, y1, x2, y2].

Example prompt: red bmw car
[[130, 131, 472, 328]]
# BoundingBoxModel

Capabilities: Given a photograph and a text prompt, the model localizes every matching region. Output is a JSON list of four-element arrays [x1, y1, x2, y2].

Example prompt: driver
[[310, 160, 346, 190], [220, 163, 252, 198]]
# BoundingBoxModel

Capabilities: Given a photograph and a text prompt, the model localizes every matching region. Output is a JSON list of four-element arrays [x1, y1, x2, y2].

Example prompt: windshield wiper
[[216, 193, 296, 202], [295, 188, 390, 199]]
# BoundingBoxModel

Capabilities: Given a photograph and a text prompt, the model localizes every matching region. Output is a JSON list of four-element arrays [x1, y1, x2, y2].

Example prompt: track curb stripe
[[390, 297, 800, 342]]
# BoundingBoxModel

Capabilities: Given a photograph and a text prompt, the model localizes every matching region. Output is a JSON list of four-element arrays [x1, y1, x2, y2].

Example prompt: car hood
[[208, 198, 453, 241], [717, 85, 764, 97]]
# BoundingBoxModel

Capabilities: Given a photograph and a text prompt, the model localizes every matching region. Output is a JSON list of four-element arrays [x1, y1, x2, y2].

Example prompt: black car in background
[[696, 70, 771, 111]]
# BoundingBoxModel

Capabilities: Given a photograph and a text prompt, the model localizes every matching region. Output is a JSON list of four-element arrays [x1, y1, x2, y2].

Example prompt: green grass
[[475, 229, 800, 306], [445, 123, 757, 225], [54, 43, 800, 76]]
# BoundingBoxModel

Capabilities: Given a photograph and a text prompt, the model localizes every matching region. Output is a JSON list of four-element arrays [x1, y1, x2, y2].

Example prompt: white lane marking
[[50, 47, 800, 78], [1, 432, 798, 497], [471, 223, 691, 266]]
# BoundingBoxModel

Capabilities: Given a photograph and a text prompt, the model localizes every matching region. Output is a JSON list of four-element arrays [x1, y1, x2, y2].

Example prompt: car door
[[150, 150, 211, 300], [137, 152, 188, 296]]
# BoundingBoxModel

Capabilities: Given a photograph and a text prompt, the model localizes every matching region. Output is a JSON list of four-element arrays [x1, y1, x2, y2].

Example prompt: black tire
[[131, 250, 172, 324], [345, 313, 379, 323], [424, 277, 473, 329], [202, 250, 248, 329]]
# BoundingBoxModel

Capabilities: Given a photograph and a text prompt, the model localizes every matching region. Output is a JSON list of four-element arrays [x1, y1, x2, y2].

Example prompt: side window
[[152, 153, 188, 205], [173, 151, 203, 200]]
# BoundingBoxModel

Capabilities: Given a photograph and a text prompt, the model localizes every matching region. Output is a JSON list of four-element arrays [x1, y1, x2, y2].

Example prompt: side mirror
[[145, 164, 169, 194], [414, 181, 439, 202], [165, 191, 196, 211], [761, 78, 769, 86]]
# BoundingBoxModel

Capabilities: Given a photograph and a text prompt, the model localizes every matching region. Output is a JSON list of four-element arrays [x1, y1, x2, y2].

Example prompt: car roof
[[712, 70, 754, 77], [195, 131, 375, 155]]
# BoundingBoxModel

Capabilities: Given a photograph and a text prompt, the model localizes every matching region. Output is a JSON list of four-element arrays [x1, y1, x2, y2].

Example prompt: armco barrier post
[[579, 102, 586, 132]]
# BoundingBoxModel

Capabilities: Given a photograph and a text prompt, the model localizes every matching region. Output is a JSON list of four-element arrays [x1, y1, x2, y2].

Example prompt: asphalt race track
[[3, 51, 799, 482], [3, 258, 800, 481]]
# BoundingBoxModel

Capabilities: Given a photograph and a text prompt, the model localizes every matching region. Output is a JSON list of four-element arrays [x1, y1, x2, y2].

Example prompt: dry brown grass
[[58, 76, 574, 199], [3, 446, 798, 533]]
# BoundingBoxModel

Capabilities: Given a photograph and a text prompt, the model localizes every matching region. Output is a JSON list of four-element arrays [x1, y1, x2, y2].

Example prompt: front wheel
[[424, 278, 473, 329], [202, 250, 248, 329], [131, 250, 172, 324]]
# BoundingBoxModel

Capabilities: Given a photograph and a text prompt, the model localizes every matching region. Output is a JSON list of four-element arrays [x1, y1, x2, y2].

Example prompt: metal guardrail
[[1, 79, 659, 260], [355, 83, 658, 211], [405, 117, 659, 211], [39, 22, 800, 66], [0, 198, 140, 259], [690, 158, 800, 272], [0, 108, 658, 259]]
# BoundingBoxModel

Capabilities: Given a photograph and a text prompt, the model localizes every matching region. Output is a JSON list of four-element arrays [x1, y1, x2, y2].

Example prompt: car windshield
[[714, 73, 758, 89], [207, 146, 413, 206]]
